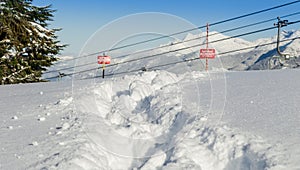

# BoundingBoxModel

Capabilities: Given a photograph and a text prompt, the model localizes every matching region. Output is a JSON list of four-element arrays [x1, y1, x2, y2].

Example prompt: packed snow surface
[[1, 69, 300, 170]]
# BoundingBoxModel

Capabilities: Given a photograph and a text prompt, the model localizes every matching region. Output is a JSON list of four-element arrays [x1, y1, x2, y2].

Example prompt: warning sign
[[97, 56, 111, 64], [200, 49, 216, 59]]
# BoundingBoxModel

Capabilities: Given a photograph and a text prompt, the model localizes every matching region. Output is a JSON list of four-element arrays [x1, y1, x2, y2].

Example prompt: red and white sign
[[200, 49, 216, 59], [97, 56, 111, 64]]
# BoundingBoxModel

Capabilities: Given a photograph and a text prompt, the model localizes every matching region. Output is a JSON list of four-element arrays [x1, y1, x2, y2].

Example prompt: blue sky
[[33, 0, 300, 55]]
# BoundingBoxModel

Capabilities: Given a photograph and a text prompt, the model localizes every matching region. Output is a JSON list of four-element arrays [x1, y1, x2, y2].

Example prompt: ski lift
[[57, 72, 66, 81], [274, 17, 290, 60], [58, 72, 66, 77], [141, 66, 147, 72]]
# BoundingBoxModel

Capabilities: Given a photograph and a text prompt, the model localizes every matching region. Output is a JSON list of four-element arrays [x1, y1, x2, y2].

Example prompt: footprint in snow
[[56, 122, 70, 130], [11, 116, 18, 120], [38, 117, 46, 122], [30, 141, 39, 146]]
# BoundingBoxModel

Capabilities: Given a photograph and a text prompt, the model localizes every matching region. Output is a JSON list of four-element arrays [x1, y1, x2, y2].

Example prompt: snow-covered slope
[[184, 32, 254, 54], [155, 30, 300, 71], [1, 69, 300, 169], [42, 55, 75, 81], [220, 30, 300, 70], [247, 30, 300, 70], [43, 29, 300, 82]]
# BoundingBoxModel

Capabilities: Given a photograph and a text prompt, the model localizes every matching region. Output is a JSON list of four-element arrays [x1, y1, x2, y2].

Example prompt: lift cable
[[43, 11, 300, 75], [44, 34, 300, 80], [45, 25, 280, 79], [103, 36, 300, 78], [104, 20, 300, 68], [106, 27, 278, 67], [44, 20, 300, 80], [55, 0, 300, 63]]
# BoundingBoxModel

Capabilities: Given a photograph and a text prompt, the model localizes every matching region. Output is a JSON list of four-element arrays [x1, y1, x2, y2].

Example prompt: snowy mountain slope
[[43, 29, 300, 82], [68, 32, 249, 80], [222, 30, 300, 70], [107, 31, 255, 74], [42, 55, 76, 81], [1, 69, 300, 169], [155, 32, 254, 57], [183, 32, 254, 55], [164, 30, 300, 71]]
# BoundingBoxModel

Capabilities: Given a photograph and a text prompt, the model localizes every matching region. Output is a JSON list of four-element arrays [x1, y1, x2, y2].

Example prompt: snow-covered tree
[[0, 0, 66, 84]]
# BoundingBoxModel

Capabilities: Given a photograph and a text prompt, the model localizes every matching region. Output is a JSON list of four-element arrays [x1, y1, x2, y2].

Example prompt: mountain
[[106, 29, 300, 77], [184, 31, 254, 54], [43, 30, 300, 81], [247, 30, 300, 70], [216, 30, 300, 70]]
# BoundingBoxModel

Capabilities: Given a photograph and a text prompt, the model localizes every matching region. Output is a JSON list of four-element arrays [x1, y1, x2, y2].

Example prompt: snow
[[223, 69, 300, 168], [1, 19, 300, 168], [184, 31, 254, 55], [31, 141, 39, 146], [98, 33, 299, 82], [11, 116, 18, 120], [1, 68, 300, 169], [42, 29, 300, 84], [42, 56, 75, 81], [38, 117, 46, 122], [29, 21, 52, 39]]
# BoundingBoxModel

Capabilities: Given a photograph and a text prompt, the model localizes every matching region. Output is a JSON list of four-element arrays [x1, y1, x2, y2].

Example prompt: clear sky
[[32, 0, 300, 55]]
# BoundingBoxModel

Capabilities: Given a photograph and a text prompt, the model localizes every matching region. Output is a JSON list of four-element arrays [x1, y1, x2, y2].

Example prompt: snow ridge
[[24, 71, 285, 169]]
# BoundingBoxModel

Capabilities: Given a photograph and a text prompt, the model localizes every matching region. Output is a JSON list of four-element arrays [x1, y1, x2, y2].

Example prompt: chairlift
[[274, 17, 290, 61], [57, 72, 66, 81], [141, 66, 147, 72], [58, 72, 66, 77]]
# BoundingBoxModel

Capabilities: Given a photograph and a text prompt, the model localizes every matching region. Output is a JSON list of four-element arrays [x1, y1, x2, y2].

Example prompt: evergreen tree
[[0, 0, 66, 84]]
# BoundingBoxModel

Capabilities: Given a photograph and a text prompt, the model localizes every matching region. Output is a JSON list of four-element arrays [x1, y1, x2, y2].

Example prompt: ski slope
[[1, 69, 300, 169]]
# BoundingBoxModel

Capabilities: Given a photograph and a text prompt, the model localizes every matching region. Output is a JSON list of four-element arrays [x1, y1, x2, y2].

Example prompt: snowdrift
[[2, 69, 299, 169]]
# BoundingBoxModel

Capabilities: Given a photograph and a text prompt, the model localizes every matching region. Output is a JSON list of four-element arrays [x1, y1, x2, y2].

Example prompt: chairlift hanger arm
[[274, 17, 290, 59]]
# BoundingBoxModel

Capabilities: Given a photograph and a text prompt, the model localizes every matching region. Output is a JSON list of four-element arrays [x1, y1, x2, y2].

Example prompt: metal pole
[[206, 23, 209, 71], [276, 19, 282, 57], [274, 17, 289, 58], [102, 63, 105, 78]]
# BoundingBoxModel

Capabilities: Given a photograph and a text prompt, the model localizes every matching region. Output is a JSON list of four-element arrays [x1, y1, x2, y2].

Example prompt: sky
[[32, 0, 300, 55]]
